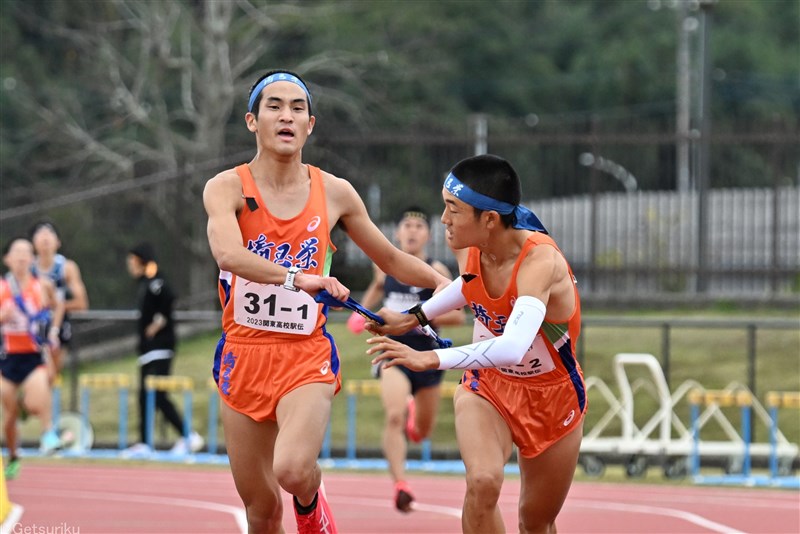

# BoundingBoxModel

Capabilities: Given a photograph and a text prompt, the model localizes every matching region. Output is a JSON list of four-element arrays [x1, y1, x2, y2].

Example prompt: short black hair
[[129, 242, 155, 263], [248, 69, 312, 117], [29, 220, 59, 240], [448, 154, 521, 228], [396, 206, 429, 226]]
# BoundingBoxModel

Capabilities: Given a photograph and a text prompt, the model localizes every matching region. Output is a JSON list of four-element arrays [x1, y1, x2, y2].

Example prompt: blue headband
[[248, 72, 313, 113], [443, 173, 547, 234]]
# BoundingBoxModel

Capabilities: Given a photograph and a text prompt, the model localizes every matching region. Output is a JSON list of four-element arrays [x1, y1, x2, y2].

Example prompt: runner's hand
[[295, 272, 350, 301], [366, 336, 439, 372], [365, 308, 418, 336]]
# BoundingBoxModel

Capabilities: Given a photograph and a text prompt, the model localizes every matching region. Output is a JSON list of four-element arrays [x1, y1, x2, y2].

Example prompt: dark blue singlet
[[380, 260, 445, 394]]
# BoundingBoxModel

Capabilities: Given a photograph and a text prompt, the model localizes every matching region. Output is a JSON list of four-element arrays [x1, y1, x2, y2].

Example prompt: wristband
[[407, 303, 429, 327], [283, 266, 301, 292]]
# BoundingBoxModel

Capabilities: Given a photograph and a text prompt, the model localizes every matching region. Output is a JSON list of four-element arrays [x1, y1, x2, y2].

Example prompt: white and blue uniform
[[32, 254, 72, 344]]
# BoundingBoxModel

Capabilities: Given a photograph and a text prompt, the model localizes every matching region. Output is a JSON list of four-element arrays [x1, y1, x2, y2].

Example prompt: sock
[[293, 492, 319, 515]]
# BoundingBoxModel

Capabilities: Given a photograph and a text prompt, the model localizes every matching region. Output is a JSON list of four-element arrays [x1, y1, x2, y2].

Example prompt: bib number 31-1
[[233, 279, 317, 335]]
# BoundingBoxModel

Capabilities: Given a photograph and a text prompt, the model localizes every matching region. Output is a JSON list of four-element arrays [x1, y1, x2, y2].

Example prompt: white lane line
[[12, 488, 247, 534], [570, 499, 746, 534], [335, 494, 747, 533]]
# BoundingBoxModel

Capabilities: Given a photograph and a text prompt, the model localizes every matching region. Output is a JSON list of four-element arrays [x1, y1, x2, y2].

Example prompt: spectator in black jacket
[[122, 242, 203, 457]]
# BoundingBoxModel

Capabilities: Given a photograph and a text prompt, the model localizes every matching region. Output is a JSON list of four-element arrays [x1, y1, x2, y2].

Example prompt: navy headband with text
[[443, 173, 547, 233], [248, 72, 313, 113]]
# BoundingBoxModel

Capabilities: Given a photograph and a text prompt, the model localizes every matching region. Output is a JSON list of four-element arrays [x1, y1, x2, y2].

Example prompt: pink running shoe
[[294, 480, 338, 534], [405, 396, 422, 443]]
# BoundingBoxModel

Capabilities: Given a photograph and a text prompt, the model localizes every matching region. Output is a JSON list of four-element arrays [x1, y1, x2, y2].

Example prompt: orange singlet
[[459, 232, 587, 458], [0, 276, 45, 354], [212, 164, 341, 422]]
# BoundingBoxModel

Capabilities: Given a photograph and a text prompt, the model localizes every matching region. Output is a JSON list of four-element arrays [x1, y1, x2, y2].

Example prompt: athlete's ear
[[245, 111, 257, 133], [484, 210, 500, 229], [307, 115, 316, 135]]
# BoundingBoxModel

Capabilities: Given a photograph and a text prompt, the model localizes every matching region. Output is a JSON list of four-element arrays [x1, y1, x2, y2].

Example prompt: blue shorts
[[0, 352, 45, 385], [380, 334, 445, 395]]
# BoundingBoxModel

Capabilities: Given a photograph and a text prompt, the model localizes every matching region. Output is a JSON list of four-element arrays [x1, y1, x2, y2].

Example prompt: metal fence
[[342, 187, 800, 302]]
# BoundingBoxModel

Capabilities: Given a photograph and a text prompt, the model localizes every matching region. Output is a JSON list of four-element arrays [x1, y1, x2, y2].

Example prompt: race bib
[[472, 319, 556, 378], [233, 278, 318, 335]]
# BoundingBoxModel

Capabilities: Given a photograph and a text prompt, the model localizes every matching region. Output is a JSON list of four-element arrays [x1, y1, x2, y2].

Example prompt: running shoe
[[39, 428, 62, 454], [294, 480, 338, 534], [120, 442, 153, 459], [4, 458, 21, 480], [170, 431, 205, 455], [405, 396, 422, 443], [394, 480, 415, 513]]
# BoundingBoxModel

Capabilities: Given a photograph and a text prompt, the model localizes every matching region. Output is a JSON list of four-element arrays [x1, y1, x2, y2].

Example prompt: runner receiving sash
[[367, 155, 586, 533]]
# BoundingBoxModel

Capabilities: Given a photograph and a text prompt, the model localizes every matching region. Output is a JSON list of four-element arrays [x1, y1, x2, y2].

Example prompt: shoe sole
[[395, 489, 414, 513]]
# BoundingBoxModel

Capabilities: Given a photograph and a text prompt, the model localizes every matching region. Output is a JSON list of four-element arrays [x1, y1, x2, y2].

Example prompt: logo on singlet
[[220, 351, 236, 396], [563, 409, 576, 427], [320, 361, 330, 375], [307, 216, 321, 232]]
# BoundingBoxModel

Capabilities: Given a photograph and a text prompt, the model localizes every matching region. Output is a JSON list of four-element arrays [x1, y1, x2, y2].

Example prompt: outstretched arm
[[367, 295, 544, 371], [367, 246, 562, 371], [330, 177, 449, 291], [428, 261, 465, 328]]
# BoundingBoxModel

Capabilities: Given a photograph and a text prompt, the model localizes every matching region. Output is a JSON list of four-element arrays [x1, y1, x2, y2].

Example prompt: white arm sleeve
[[420, 277, 467, 319], [434, 296, 546, 370]]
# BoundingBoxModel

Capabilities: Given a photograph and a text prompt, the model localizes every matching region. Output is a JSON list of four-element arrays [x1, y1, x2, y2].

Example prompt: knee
[[518, 508, 557, 534], [384, 407, 406, 430], [22, 395, 46, 415], [465, 468, 503, 504], [274, 456, 317, 495], [414, 418, 435, 440], [244, 498, 283, 533]]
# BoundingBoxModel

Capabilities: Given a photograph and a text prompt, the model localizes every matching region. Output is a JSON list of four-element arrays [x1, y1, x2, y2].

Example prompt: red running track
[[3, 463, 798, 533]]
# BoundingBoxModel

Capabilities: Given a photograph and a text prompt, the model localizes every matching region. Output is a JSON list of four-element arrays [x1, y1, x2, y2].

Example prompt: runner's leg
[[412, 383, 442, 440], [380, 366, 412, 484], [273, 382, 335, 506], [517, 421, 583, 534], [221, 400, 283, 533], [21, 366, 52, 431], [454, 387, 513, 534], [0, 378, 19, 456]]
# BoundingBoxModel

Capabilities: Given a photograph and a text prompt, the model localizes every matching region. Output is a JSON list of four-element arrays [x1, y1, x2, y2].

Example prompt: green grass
[[15, 310, 800, 459]]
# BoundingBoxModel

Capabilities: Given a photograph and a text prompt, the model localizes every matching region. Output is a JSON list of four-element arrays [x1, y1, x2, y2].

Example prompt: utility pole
[[676, 1, 694, 193], [696, 0, 714, 293]]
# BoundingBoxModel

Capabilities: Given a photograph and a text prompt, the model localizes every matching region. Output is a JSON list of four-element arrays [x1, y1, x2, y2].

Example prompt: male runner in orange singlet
[[203, 70, 449, 534], [367, 154, 586, 534]]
